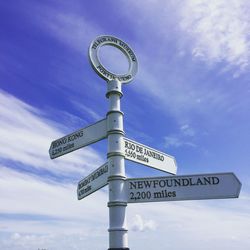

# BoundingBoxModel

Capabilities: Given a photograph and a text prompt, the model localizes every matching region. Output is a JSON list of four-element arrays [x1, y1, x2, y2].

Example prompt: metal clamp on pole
[[106, 79, 123, 98]]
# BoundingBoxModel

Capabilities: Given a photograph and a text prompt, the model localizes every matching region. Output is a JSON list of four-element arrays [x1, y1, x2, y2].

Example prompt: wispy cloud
[[164, 124, 197, 149], [0, 90, 108, 249], [1, 231, 107, 250], [179, 0, 250, 75], [129, 214, 157, 232], [164, 136, 196, 148], [116, 0, 250, 131], [0, 90, 104, 178], [0, 166, 107, 222], [70, 100, 103, 121], [121, 0, 250, 75], [1, 1, 249, 249], [1, 163, 249, 250], [0, 87, 248, 249], [29, 2, 101, 53], [0, 165, 108, 250], [180, 124, 195, 137], [128, 199, 250, 249]]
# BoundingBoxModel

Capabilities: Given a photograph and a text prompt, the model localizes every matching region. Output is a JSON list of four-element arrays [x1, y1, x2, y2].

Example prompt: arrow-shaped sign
[[49, 118, 107, 159], [123, 138, 177, 175], [126, 172, 241, 203], [78, 162, 109, 200]]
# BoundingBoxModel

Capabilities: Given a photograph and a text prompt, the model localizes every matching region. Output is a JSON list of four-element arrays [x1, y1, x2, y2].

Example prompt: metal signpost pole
[[106, 80, 128, 250], [48, 35, 242, 249], [88, 35, 139, 250]]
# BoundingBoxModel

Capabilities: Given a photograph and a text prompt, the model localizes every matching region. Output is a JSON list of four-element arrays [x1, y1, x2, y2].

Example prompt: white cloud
[[179, 0, 250, 74], [164, 124, 196, 148], [30, 2, 101, 53], [0, 91, 109, 249], [115, 0, 250, 128], [0, 165, 109, 250], [1, 163, 249, 250], [0, 166, 107, 221], [0, 165, 107, 250], [1, 2, 249, 249], [164, 136, 183, 148], [164, 136, 196, 148], [128, 199, 250, 250], [0, 90, 104, 178], [2, 231, 107, 250], [129, 214, 157, 232], [121, 0, 250, 74], [70, 100, 103, 121], [180, 124, 195, 137]]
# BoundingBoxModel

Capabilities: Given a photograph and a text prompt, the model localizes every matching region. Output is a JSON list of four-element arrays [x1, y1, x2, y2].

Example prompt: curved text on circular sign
[[89, 35, 138, 83]]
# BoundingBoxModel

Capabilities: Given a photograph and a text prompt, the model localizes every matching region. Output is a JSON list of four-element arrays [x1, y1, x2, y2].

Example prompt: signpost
[[49, 118, 107, 159], [78, 163, 109, 200], [123, 137, 177, 175], [49, 35, 242, 250], [89, 35, 139, 250], [126, 173, 241, 203]]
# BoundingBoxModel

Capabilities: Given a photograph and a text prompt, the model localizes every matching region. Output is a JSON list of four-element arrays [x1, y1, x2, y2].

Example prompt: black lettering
[[197, 177, 205, 185], [130, 192, 135, 200], [182, 178, 190, 186], [143, 181, 152, 188], [107, 37, 118, 43], [154, 191, 162, 199], [212, 177, 220, 185], [159, 180, 166, 188], [63, 143, 74, 151], [67, 130, 83, 142], [153, 180, 159, 188], [92, 42, 98, 49], [174, 179, 181, 186], [129, 182, 137, 190], [52, 138, 67, 149], [125, 141, 135, 150], [136, 145, 143, 153], [153, 189, 177, 199], [137, 154, 149, 163], [203, 177, 211, 185], [137, 181, 143, 189], [166, 179, 173, 187]]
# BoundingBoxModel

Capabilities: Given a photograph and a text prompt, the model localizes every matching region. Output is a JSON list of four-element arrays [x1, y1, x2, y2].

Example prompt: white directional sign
[[49, 118, 107, 159], [78, 163, 109, 200], [126, 172, 241, 203], [123, 138, 177, 175]]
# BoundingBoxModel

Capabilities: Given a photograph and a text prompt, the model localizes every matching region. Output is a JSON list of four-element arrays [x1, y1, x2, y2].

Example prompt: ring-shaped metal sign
[[89, 35, 138, 84]]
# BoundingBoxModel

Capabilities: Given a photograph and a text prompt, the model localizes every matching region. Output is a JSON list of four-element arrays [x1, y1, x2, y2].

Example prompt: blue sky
[[0, 0, 250, 249]]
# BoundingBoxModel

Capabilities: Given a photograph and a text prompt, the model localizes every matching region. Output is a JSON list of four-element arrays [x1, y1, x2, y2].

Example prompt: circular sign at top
[[89, 35, 138, 84]]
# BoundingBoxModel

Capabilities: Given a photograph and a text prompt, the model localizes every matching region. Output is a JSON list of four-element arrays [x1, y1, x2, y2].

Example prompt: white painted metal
[[106, 79, 129, 249], [47, 35, 243, 250], [49, 118, 107, 159], [126, 172, 241, 203], [77, 163, 109, 200], [89, 35, 138, 84], [123, 137, 177, 175]]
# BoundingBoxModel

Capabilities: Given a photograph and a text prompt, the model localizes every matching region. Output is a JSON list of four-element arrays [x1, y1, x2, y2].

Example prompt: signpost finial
[[89, 35, 138, 84]]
